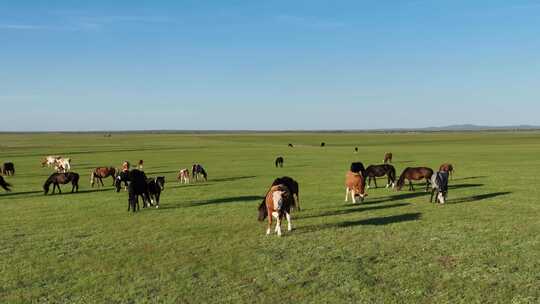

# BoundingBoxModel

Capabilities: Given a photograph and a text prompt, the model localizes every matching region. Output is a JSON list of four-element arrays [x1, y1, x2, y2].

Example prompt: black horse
[[146, 176, 165, 208], [0, 176, 11, 192], [320, 142, 325, 147], [260, 176, 300, 212], [192, 164, 208, 182], [365, 164, 396, 188], [126, 169, 151, 212], [115, 171, 130, 192], [2, 162, 15, 176], [350, 162, 366, 177], [275, 156, 284, 168], [43, 172, 79, 195]]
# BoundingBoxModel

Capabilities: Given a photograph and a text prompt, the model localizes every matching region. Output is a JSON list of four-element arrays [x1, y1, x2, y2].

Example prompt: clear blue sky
[[1, 1, 539, 131]]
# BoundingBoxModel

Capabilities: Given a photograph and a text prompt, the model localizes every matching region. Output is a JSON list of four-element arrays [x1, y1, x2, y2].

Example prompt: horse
[[275, 156, 284, 168], [177, 169, 190, 184], [396, 167, 434, 192], [345, 171, 367, 204], [0, 176, 11, 192], [430, 171, 449, 204], [115, 170, 130, 192], [43, 172, 79, 195], [126, 169, 152, 212], [350, 162, 366, 177], [258, 184, 294, 236], [52, 157, 71, 172], [138, 160, 144, 170], [354, 147, 358, 153], [192, 164, 208, 182], [266, 176, 300, 211], [321, 142, 325, 147], [288, 143, 294, 148], [41, 155, 60, 168], [439, 163, 454, 179], [90, 167, 117, 187], [365, 164, 396, 189], [384, 152, 393, 164], [2, 162, 15, 176], [146, 176, 165, 208]]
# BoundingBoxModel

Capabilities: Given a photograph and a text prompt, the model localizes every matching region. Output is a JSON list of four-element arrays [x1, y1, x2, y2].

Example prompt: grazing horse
[[146, 176, 165, 208], [90, 167, 116, 187], [275, 156, 284, 168], [350, 162, 366, 176], [354, 147, 358, 153], [430, 171, 449, 204], [0, 176, 11, 192], [365, 164, 396, 189], [177, 169, 190, 184], [2, 162, 15, 176], [192, 164, 208, 182], [384, 152, 393, 164], [439, 163, 454, 179], [345, 171, 367, 204], [126, 169, 152, 212], [267, 176, 300, 211], [288, 143, 294, 148], [396, 167, 434, 192], [43, 172, 79, 195], [258, 184, 294, 236]]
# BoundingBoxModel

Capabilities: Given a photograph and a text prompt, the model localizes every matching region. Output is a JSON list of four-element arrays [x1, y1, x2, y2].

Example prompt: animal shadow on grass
[[364, 183, 483, 205], [452, 176, 488, 181], [299, 213, 422, 233], [160, 195, 264, 209], [299, 203, 410, 220], [0, 190, 43, 198], [77, 188, 116, 194], [211, 176, 257, 183], [449, 191, 511, 204]]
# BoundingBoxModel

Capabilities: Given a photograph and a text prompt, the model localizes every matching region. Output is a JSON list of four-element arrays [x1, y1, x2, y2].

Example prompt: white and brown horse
[[345, 171, 367, 204], [42, 156, 71, 172], [258, 184, 294, 236], [176, 169, 190, 184]]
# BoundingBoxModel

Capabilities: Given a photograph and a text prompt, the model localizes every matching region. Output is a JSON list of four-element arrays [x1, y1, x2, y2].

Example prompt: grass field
[[1, 132, 539, 303]]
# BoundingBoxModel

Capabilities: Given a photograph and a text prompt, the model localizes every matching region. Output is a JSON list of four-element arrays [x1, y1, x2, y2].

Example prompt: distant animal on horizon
[[321, 142, 325, 147], [138, 160, 144, 170], [365, 164, 396, 189], [266, 176, 300, 211], [258, 183, 294, 236], [192, 164, 207, 182], [430, 171, 449, 204], [354, 147, 358, 153], [345, 170, 367, 204], [396, 167, 434, 192], [43, 172, 79, 195], [126, 169, 151, 212], [177, 169, 190, 184], [439, 163, 454, 179], [2, 162, 15, 176], [90, 167, 117, 187], [146, 176, 165, 208], [384, 152, 393, 164], [275, 156, 284, 168], [288, 143, 294, 148], [350, 162, 366, 177], [0, 176, 11, 192]]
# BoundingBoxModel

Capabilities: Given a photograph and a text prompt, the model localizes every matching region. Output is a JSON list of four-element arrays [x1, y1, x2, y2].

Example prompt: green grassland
[[1, 132, 539, 303]]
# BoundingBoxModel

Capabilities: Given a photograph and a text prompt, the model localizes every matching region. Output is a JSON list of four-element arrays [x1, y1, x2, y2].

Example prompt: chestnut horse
[[396, 167, 433, 191], [384, 152, 393, 164], [90, 167, 117, 187], [365, 164, 396, 189], [43, 172, 79, 195], [258, 184, 294, 236], [439, 163, 454, 179], [345, 171, 367, 204]]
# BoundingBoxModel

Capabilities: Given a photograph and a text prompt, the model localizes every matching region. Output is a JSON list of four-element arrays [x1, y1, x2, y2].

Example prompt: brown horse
[[439, 163, 454, 179], [43, 172, 79, 195], [258, 184, 294, 236], [91, 167, 117, 187], [396, 167, 434, 191], [384, 152, 393, 164], [345, 171, 367, 204]]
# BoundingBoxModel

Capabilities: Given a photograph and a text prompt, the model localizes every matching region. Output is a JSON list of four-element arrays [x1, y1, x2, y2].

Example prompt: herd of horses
[[0, 148, 455, 238]]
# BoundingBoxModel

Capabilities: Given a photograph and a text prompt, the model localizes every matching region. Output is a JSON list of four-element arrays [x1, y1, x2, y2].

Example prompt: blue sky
[[1, 1, 539, 131]]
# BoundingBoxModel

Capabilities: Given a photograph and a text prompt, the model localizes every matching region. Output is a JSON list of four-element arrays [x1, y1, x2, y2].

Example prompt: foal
[[258, 184, 294, 236]]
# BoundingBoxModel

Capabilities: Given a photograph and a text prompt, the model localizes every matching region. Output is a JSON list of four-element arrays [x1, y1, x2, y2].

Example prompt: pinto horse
[[258, 184, 294, 236], [0, 176, 11, 192], [43, 172, 79, 195], [177, 169, 190, 184], [275, 156, 284, 168], [384, 152, 393, 164], [396, 167, 434, 192], [345, 171, 367, 204], [90, 167, 117, 187], [430, 171, 449, 204], [268, 176, 300, 211], [365, 164, 396, 189], [439, 163, 454, 179]]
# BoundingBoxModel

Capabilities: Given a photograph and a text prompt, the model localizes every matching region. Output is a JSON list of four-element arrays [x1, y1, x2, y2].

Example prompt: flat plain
[[1, 132, 539, 303]]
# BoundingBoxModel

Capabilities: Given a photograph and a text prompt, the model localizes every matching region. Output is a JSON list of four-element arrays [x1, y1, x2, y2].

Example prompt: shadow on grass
[[452, 176, 488, 181], [366, 183, 484, 204], [160, 195, 264, 209], [449, 191, 511, 204], [298, 203, 410, 220], [210, 176, 257, 183], [0, 190, 43, 197], [299, 212, 422, 233]]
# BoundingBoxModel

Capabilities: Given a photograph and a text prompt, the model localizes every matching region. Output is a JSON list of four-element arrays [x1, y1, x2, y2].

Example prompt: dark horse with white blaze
[[0, 176, 11, 192], [91, 167, 117, 187], [396, 167, 434, 192], [275, 156, 284, 168], [365, 164, 396, 188], [43, 172, 79, 195]]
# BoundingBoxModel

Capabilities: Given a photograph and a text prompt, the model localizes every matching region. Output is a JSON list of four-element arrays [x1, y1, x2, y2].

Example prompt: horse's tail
[[258, 198, 268, 221]]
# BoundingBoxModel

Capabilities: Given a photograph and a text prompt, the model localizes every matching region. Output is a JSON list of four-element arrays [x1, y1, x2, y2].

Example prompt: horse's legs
[[345, 188, 349, 202], [351, 189, 356, 204], [294, 193, 300, 211], [430, 189, 435, 203], [409, 180, 414, 191], [266, 209, 273, 235], [286, 212, 292, 231], [275, 214, 282, 236], [374, 177, 378, 188], [99, 177, 104, 187], [425, 178, 430, 192], [155, 192, 160, 208]]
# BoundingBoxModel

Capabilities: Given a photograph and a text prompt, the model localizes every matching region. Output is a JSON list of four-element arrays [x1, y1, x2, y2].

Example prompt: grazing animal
[[354, 147, 358, 153], [275, 156, 284, 168], [192, 164, 208, 182], [258, 184, 294, 236], [430, 171, 450, 204], [365, 164, 396, 189], [147, 176, 165, 208], [384, 152, 393, 164], [177, 169, 190, 184], [266, 176, 300, 211], [115, 170, 130, 192], [41, 155, 60, 168], [350, 162, 366, 177], [345, 171, 367, 204], [126, 169, 152, 212], [2, 162, 15, 176], [396, 167, 434, 192], [0, 176, 11, 192], [138, 160, 144, 170], [53, 157, 71, 172], [288, 143, 294, 148], [90, 167, 117, 187], [439, 163, 454, 179], [321, 142, 325, 147], [43, 172, 79, 195]]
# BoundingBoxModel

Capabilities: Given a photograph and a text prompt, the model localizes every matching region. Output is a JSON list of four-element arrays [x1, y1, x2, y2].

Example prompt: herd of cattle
[[0, 149, 454, 237]]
